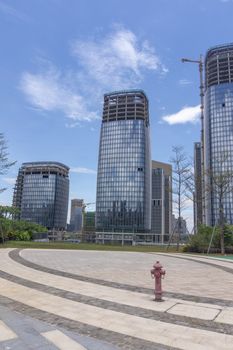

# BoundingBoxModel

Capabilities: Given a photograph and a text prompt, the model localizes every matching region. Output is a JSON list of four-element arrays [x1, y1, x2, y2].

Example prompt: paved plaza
[[0, 249, 233, 349]]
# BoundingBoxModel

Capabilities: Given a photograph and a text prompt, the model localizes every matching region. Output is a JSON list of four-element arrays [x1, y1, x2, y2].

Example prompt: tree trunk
[[0, 220, 4, 245], [176, 217, 181, 251], [219, 200, 225, 255], [220, 225, 225, 255], [177, 180, 181, 252]]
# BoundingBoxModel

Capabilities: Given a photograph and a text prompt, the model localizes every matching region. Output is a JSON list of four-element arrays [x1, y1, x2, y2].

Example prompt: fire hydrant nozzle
[[150, 261, 165, 302]]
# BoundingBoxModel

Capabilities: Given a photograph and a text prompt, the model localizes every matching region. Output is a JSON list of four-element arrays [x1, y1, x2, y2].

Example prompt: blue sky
[[1, 0, 233, 224]]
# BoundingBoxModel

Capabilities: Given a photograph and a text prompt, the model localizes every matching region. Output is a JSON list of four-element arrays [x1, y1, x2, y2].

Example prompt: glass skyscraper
[[13, 162, 69, 230], [204, 43, 233, 225], [96, 90, 151, 242]]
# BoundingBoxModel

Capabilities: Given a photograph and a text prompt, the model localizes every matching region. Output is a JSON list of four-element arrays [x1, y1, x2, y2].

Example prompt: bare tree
[[0, 133, 16, 244], [183, 162, 201, 234], [0, 133, 16, 193], [169, 146, 192, 250], [206, 152, 233, 255]]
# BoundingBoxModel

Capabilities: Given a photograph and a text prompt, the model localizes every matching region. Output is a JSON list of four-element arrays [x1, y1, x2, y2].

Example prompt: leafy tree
[[0, 217, 12, 241], [0, 205, 19, 219], [0, 206, 47, 242]]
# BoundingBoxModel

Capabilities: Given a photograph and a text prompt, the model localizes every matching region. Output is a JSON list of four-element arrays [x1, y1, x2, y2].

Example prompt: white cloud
[[20, 26, 166, 125], [3, 177, 16, 185], [20, 67, 99, 122], [70, 167, 97, 174], [65, 121, 81, 128], [0, 1, 29, 21], [162, 105, 200, 125], [71, 27, 167, 90], [179, 79, 192, 85]]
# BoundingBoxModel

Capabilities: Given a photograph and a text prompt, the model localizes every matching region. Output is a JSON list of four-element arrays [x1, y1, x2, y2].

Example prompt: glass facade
[[96, 90, 151, 233], [151, 161, 172, 242], [69, 199, 84, 232], [83, 211, 96, 243], [151, 168, 163, 236], [13, 162, 69, 230], [205, 44, 233, 225]]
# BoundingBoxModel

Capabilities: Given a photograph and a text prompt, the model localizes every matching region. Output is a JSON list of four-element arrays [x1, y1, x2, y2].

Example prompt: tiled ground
[[0, 248, 232, 349], [0, 303, 118, 350], [21, 249, 233, 300]]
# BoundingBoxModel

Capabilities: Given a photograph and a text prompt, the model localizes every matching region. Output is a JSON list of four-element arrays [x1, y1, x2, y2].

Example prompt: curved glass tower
[[96, 90, 151, 240], [13, 161, 69, 230], [204, 43, 233, 225]]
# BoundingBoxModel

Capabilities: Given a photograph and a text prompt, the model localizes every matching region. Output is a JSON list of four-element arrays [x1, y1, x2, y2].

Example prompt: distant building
[[69, 199, 83, 232], [172, 214, 188, 239], [151, 160, 172, 243], [96, 90, 151, 244], [194, 142, 203, 232], [13, 162, 69, 230], [82, 211, 95, 242]]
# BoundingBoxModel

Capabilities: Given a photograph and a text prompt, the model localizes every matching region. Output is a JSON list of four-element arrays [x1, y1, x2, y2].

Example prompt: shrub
[[0, 216, 47, 242], [183, 224, 233, 253], [15, 231, 31, 241]]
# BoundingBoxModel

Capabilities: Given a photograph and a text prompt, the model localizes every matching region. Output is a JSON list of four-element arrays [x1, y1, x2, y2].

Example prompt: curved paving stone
[[1, 249, 233, 349], [0, 289, 179, 350], [0, 249, 231, 334], [15, 249, 233, 303], [157, 253, 233, 274], [0, 266, 232, 335]]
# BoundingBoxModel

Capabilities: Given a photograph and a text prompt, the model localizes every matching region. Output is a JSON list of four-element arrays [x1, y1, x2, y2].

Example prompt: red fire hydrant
[[150, 261, 166, 301]]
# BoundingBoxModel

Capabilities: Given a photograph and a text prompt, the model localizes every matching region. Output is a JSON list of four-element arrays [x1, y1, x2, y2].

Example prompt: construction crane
[[82, 202, 95, 209]]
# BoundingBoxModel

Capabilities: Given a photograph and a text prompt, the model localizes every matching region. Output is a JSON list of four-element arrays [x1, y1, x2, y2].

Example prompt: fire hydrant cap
[[153, 261, 163, 269]]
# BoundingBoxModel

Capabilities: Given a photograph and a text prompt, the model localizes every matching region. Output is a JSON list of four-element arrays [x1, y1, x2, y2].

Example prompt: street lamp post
[[181, 55, 206, 224]]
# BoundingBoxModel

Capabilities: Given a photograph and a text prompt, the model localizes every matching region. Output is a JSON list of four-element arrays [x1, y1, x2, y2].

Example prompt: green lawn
[[0, 240, 181, 252]]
